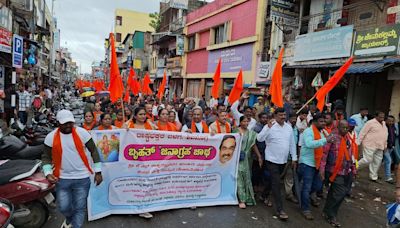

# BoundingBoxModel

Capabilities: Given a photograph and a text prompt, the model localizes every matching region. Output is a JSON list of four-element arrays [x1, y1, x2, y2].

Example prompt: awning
[[285, 63, 341, 69], [346, 62, 385, 74]]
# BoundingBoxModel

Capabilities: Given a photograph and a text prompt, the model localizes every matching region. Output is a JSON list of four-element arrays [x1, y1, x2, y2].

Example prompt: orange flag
[[127, 68, 140, 96], [269, 48, 284, 108], [108, 33, 124, 103], [211, 58, 221, 99], [157, 71, 167, 99], [123, 87, 130, 103], [142, 72, 153, 95], [315, 57, 354, 112], [228, 69, 243, 104]]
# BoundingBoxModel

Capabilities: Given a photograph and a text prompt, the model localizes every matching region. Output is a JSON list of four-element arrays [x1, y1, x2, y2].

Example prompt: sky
[[46, 0, 159, 74]]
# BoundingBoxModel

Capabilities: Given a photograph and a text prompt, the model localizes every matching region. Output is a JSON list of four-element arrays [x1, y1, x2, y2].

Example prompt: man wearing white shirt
[[231, 100, 256, 130], [181, 106, 210, 133], [257, 108, 297, 221]]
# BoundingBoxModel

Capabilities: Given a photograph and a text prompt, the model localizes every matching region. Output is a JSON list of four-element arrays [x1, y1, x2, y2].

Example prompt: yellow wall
[[114, 9, 154, 48]]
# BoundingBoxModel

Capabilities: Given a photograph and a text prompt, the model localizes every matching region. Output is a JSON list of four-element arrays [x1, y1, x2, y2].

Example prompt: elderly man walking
[[357, 111, 388, 181]]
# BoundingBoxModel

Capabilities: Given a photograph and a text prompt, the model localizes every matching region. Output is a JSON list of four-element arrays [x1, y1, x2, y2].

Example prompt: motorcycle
[[0, 160, 54, 228], [0, 134, 44, 160], [0, 198, 13, 228]]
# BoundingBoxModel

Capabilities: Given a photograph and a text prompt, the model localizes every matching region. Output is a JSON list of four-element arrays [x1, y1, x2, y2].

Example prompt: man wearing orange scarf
[[298, 113, 335, 220], [209, 110, 231, 134], [181, 106, 209, 133], [320, 120, 356, 227], [42, 110, 103, 228]]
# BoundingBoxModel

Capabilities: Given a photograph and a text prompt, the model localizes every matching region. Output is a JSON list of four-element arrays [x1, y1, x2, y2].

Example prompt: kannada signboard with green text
[[354, 24, 400, 57]]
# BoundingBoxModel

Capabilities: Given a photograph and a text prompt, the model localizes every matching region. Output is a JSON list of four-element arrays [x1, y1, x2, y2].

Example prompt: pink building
[[183, 0, 267, 98]]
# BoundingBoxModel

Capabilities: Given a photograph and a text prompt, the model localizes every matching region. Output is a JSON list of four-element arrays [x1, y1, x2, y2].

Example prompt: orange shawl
[[313, 124, 324, 170], [97, 125, 113, 130], [82, 121, 96, 131], [146, 113, 154, 122], [157, 122, 178, 132], [329, 136, 351, 182], [216, 121, 231, 133], [348, 132, 358, 161], [128, 120, 152, 130], [191, 121, 209, 133], [52, 128, 93, 178], [114, 120, 124, 128]]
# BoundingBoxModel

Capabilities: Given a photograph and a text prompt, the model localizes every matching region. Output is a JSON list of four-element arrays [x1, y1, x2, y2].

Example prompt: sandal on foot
[[302, 211, 314, 220], [278, 211, 289, 220], [239, 202, 246, 209]]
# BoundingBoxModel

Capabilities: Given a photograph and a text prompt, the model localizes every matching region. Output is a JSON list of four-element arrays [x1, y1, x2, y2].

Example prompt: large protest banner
[[88, 129, 241, 221]]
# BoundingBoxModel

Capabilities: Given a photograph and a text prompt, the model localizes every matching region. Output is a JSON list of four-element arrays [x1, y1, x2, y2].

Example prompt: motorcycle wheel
[[14, 201, 49, 228]]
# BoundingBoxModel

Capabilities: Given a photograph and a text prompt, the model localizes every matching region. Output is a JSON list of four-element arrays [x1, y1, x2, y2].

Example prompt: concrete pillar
[[182, 78, 188, 98], [199, 78, 206, 97]]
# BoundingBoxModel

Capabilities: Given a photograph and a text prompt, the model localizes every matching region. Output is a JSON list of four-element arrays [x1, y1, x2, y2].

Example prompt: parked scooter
[[0, 160, 54, 228], [0, 198, 13, 228], [0, 134, 44, 160]]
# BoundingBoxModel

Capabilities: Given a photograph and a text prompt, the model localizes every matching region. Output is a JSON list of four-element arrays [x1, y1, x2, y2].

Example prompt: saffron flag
[[108, 33, 124, 103], [315, 57, 354, 112], [211, 58, 221, 99], [123, 87, 130, 103], [142, 73, 153, 95], [127, 68, 140, 96], [157, 71, 167, 99], [228, 69, 243, 104], [269, 48, 284, 108]]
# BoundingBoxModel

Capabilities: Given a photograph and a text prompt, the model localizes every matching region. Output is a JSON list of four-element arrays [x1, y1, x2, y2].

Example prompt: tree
[[149, 12, 161, 32]]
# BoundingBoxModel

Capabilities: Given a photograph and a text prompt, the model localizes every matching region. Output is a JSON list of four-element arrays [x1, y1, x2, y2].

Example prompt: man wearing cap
[[42, 110, 103, 228], [254, 96, 265, 117]]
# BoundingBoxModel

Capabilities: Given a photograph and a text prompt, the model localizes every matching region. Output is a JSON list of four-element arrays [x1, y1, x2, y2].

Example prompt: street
[[44, 168, 388, 228]]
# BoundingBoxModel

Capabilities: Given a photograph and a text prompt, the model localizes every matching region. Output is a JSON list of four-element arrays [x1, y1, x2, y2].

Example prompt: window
[[116, 16, 122, 26], [188, 36, 196, 51], [214, 22, 228, 44], [116, 33, 122, 42]]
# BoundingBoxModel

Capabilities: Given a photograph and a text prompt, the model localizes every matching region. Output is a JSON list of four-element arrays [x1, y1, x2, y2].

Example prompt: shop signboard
[[294, 25, 353, 61], [270, 0, 299, 27], [12, 34, 23, 68], [169, 0, 188, 10], [258, 61, 271, 79], [0, 27, 12, 53], [353, 24, 400, 57], [207, 43, 253, 73], [176, 36, 184, 56]]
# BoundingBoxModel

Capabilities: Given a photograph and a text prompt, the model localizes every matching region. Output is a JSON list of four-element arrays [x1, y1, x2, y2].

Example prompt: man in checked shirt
[[16, 84, 32, 125]]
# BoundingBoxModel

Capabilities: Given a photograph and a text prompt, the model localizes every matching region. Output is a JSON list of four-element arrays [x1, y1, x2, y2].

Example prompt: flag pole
[[296, 94, 316, 114]]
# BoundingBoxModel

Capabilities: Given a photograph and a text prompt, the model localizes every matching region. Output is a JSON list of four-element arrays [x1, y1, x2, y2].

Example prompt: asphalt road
[[44, 168, 389, 228]]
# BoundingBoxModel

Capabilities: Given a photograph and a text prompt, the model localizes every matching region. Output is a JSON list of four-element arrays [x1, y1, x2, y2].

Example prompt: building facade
[[277, 0, 400, 117], [183, 0, 267, 100], [151, 0, 207, 100], [114, 9, 154, 51]]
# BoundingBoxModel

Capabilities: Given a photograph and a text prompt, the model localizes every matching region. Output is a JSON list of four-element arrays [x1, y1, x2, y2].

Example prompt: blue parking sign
[[12, 34, 23, 68]]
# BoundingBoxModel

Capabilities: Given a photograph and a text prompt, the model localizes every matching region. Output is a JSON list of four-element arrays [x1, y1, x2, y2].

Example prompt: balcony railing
[[159, 17, 186, 33]]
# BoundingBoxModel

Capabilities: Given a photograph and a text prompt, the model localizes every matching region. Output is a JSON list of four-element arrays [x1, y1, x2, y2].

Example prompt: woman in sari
[[156, 108, 178, 132], [82, 111, 96, 131], [126, 106, 155, 130], [233, 116, 263, 209], [113, 109, 125, 128], [93, 113, 117, 130], [169, 111, 182, 131], [93, 102, 103, 124]]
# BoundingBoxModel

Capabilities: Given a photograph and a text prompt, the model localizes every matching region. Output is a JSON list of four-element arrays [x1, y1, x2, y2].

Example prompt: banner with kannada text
[[88, 129, 241, 221]]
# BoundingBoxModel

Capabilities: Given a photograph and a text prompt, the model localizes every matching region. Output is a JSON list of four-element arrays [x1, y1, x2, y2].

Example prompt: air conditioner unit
[[10, 0, 33, 11]]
